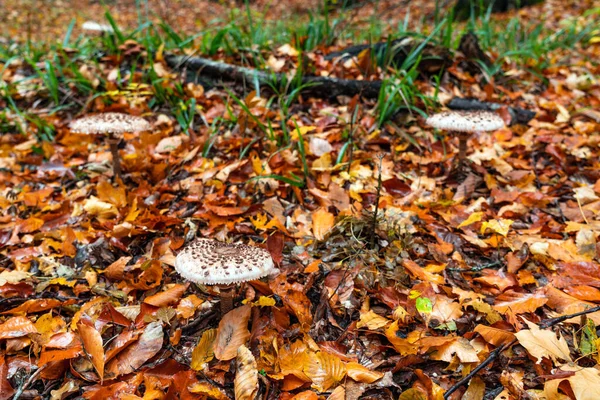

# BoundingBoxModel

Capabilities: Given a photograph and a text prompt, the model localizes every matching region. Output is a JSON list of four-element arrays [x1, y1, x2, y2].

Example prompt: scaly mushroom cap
[[426, 110, 504, 133], [175, 238, 277, 285], [70, 113, 151, 136]]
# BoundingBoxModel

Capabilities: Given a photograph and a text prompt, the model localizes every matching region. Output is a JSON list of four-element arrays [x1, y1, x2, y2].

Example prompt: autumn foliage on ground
[[1, 0, 600, 399]]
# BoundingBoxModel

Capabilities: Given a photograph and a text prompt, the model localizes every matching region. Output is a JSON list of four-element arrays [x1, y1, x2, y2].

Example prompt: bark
[[166, 54, 382, 99]]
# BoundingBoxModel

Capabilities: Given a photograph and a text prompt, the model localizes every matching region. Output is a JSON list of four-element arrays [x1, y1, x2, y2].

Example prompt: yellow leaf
[[457, 212, 484, 228], [255, 296, 276, 307], [188, 382, 229, 400], [191, 329, 216, 370], [290, 126, 316, 141], [481, 219, 513, 236], [84, 196, 118, 219], [235, 345, 259, 400]]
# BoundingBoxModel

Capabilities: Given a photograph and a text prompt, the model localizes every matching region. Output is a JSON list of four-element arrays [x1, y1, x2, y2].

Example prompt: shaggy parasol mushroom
[[175, 238, 277, 315], [426, 110, 504, 165], [70, 113, 151, 180]]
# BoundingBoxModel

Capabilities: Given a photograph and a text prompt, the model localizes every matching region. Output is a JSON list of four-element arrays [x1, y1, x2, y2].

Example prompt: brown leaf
[[234, 345, 258, 400], [78, 322, 105, 381], [214, 305, 251, 361], [105, 321, 163, 377]]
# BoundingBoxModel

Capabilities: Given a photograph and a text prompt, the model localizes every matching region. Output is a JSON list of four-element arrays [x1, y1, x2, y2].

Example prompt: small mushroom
[[70, 113, 151, 180], [175, 238, 277, 315], [426, 110, 504, 165]]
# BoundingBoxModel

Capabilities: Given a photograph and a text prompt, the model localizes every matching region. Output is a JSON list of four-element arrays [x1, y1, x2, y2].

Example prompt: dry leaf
[[234, 345, 259, 400], [214, 305, 251, 361], [191, 328, 216, 370], [514, 319, 572, 364], [78, 322, 105, 381]]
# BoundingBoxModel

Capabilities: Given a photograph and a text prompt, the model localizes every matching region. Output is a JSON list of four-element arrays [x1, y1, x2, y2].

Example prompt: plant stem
[[370, 153, 384, 250]]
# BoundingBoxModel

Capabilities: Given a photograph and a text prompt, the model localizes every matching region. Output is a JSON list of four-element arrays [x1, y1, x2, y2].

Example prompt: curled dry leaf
[[214, 305, 251, 361], [234, 345, 259, 400]]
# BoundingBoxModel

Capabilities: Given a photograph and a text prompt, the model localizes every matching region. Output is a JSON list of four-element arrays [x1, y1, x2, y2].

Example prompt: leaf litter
[[1, 0, 600, 399]]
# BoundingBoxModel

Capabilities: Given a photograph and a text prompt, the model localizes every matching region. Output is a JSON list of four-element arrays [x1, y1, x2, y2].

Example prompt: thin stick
[[443, 305, 600, 399]]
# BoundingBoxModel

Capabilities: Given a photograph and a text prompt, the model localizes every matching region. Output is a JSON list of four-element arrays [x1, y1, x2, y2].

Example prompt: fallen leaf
[[234, 345, 259, 400], [214, 305, 251, 361]]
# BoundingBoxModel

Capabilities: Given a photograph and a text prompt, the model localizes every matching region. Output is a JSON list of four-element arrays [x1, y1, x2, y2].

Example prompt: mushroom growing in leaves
[[70, 113, 151, 180], [426, 110, 505, 166], [175, 238, 277, 315]]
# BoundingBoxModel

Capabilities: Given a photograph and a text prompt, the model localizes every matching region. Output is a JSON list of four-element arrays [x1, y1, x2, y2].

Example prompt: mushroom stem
[[219, 285, 235, 316], [108, 138, 122, 180], [457, 131, 468, 163]]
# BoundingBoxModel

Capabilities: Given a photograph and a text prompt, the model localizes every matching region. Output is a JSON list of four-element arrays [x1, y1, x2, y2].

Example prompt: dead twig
[[443, 305, 600, 399]]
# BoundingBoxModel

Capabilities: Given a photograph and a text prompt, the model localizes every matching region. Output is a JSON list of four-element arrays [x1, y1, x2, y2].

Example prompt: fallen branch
[[443, 305, 600, 399], [447, 97, 536, 125], [165, 54, 382, 99]]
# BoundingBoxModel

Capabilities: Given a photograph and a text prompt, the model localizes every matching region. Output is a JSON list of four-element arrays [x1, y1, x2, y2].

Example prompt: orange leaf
[[402, 260, 445, 285], [0, 316, 37, 339], [304, 351, 346, 392], [493, 291, 548, 314], [214, 305, 251, 361], [144, 284, 187, 307], [39, 345, 84, 366], [1, 298, 62, 315], [345, 362, 384, 383], [312, 208, 334, 241], [473, 325, 515, 347], [78, 323, 105, 381]]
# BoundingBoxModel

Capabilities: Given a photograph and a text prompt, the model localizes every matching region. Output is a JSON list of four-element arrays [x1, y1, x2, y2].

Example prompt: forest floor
[[1, 0, 600, 399]]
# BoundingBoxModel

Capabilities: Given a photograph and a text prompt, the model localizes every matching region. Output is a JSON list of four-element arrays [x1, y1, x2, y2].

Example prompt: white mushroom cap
[[70, 113, 152, 136], [426, 110, 504, 132], [175, 239, 277, 285], [82, 21, 115, 34]]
